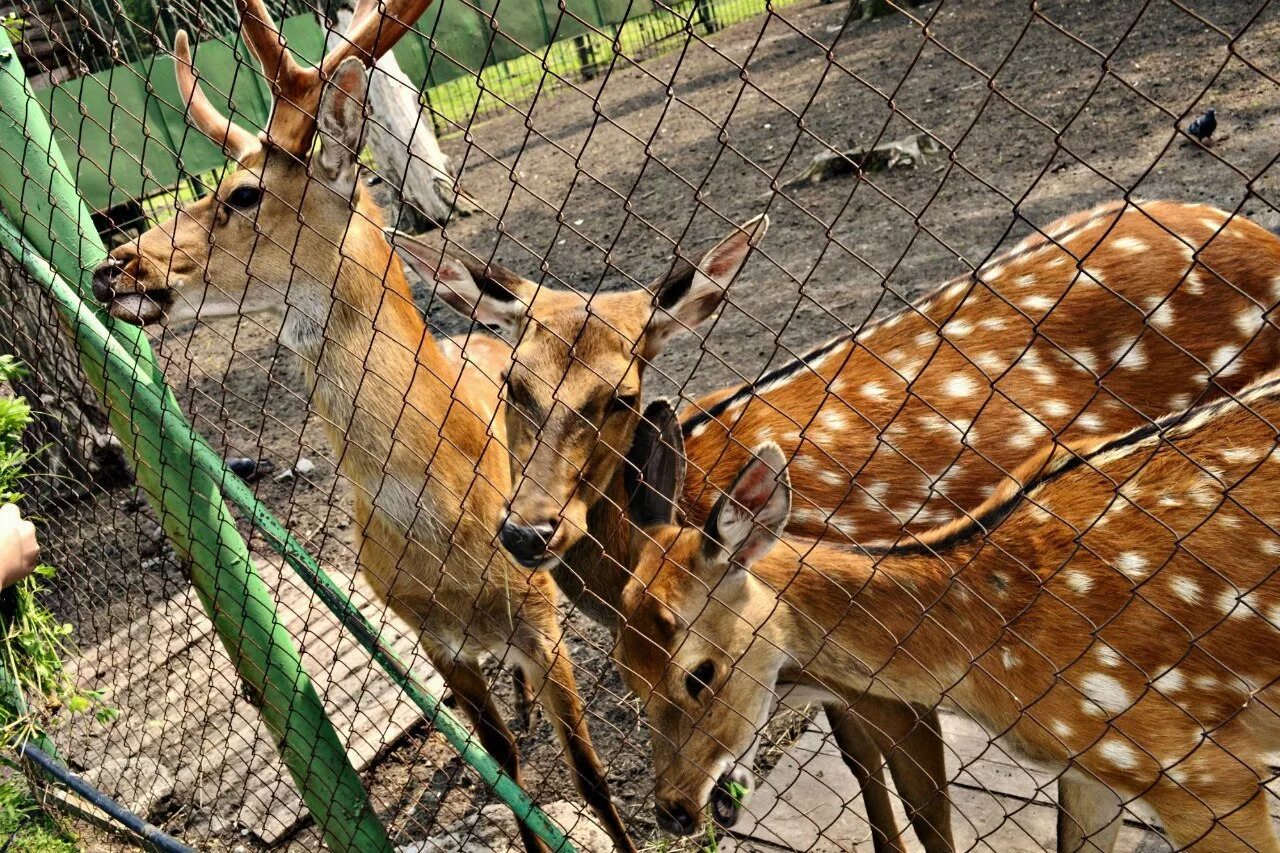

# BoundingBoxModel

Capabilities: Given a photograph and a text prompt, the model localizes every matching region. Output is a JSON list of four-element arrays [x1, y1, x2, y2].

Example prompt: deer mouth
[[710, 773, 746, 828], [103, 290, 173, 325]]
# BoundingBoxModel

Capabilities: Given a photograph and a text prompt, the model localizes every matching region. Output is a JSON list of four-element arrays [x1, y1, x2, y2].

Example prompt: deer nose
[[91, 256, 123, 303], [498, 519, 555, 569], [656, 800, 698, 836]]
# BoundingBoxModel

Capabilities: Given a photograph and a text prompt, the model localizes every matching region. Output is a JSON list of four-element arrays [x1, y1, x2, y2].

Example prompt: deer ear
[[315, 57, 367, 191], [390, 234, 536, 337], [704, 442, 790, 570], [644, 214, 768, 356], [625, 399, 686, 529]]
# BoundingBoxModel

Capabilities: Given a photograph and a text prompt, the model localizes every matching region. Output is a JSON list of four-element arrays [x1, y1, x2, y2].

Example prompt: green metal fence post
[[0, 31, 393, 853]]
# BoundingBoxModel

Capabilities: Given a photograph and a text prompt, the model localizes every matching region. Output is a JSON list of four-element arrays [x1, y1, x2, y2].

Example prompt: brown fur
[[618, 374, 1280, 852], [91, 11, 635, 852]]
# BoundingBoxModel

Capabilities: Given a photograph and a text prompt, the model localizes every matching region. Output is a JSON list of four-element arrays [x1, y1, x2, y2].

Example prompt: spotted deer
[[616, 370, 1280, 853], [401, 199, 1280, 852], [87, 4, 636, 850]]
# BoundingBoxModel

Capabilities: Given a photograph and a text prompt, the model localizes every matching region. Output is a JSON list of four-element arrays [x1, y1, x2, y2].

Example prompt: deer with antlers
[[397, 199, 1280, 852], [88, 4, 637, 851], [615, 370, 1280, 853]]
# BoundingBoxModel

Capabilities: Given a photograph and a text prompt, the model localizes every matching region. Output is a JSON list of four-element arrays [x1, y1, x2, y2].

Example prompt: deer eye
[[225, 185, 263, 210], [609, 392, 639, 417], [685, 660, 716, 700]]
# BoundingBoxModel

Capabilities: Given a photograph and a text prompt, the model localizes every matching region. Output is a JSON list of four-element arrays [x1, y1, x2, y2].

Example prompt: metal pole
[[0, 31, 393, 853]]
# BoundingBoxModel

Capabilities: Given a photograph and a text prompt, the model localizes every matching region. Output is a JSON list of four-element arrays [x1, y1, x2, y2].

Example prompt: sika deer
[[88, 5, 635, 851], [616, 373, 1280, 853], [405, 199, 1280, 853]]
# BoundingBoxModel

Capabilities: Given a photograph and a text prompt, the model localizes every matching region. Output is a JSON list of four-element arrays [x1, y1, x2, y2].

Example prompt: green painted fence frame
[[29, 0, 656, 211], [0, 26, 579, 853]]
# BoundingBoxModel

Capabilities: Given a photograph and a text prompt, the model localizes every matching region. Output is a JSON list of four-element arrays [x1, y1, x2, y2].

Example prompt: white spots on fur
[[1152, 667, 1186, 694], [1020, 350, 1055, 385], [1111, 338, 1148, 371], [1185, 271, 1207, 296], [815, 467, 850, 487], [944, 318, 973, 338], [943, 374, 979, 398], [1219, 446, 1259, 466], [1075, 413, 1103, 432], [1100, 739, 1139, 770], [1063, 570, 1094, 594], [1012, 273, 1038, 289], [1096, 645, 1121, 668], [1040, 399, 1072, 419], [1208, 344, 1241, 375], [817, 408, 851, 434], [1081, 672, 1131, 715], [1167, 393, 1192, 413], [1068, 347, 1099, 373], [861, 380, 887, 401], [1150, 303, 1177, 331], [1020, 294, 1056, 313], [1234, 304, 1266, 340], [914, 331, 937, 349], [1171, 577, 1202, 606], [1114, 552, 1149, 580], [974, 351, 1011, 376], [1193, 674, 1221, 692], [1218, 587, 1251, 619], [1051, 720, 1074, 741], [1259, 539, 1280, 558], [1111, 236, 1148, 254], [979, 316, 1008, 332], [888, 348, 925, 381], [1001, 648, 1020, 669]]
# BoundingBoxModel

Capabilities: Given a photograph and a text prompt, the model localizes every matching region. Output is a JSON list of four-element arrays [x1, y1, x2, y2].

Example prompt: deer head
[[399, 215, 768, 568], [615, 434, 794, 834], [90, 0, 433, 342]]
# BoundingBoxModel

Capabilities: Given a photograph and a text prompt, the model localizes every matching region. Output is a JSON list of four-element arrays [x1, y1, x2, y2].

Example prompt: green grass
[[425, 0, 804, 132], [0, 776, 79, 853]]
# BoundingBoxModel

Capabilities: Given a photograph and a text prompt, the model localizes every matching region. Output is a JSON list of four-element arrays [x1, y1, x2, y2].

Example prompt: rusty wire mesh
[[2, 0, 1280, 850]]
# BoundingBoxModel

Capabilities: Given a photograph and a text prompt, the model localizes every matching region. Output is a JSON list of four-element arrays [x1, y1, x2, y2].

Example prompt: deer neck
[[554, 473, 636, 629], [282, 195, 506, 533], [756, 538, 1023, 708]]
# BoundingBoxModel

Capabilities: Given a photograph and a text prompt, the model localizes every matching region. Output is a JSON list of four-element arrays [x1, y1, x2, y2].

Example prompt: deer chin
[[106, 290, 172, 325]]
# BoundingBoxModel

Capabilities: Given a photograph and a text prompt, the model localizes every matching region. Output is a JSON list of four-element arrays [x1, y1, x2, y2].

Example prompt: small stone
[[294, 457, 316, 475]]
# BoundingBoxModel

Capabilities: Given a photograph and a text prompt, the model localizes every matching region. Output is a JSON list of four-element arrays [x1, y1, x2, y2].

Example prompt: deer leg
[[1056, 774, 1123, 853], [824, 702, 908, 853], [511, 667, 541, 731], [426, 646, 550, 853], [516, 637, 637, 853], [858, 696, 954, 853]]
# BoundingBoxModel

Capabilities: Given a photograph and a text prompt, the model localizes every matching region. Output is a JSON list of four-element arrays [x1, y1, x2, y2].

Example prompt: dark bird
[[1187, 108, 1217, 143], [225, 457, 274, 481]]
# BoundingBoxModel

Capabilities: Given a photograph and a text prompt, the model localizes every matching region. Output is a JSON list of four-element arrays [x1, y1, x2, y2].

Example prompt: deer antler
[[173, 30, 262, 162], [175, 0, 435, 159]]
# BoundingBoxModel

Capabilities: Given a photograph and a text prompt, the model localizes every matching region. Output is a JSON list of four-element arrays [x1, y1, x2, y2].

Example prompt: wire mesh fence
[[2, 0, 1280, 850]]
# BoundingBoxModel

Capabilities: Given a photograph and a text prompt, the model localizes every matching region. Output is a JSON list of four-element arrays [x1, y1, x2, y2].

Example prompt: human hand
[[0, 503, 39, 589]]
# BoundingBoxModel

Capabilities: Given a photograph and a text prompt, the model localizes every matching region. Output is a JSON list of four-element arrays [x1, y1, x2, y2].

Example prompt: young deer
[[617, 374, 1280, 853], [403, 199, 1280, 853], [88, 5, 635, 851]]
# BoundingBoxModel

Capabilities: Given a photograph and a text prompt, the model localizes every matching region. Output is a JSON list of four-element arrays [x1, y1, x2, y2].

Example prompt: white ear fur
[[708, 441, 790, 570], [315, 57, 368, 192], [388, 232, 531, 336], [646, 214, 769, 353]]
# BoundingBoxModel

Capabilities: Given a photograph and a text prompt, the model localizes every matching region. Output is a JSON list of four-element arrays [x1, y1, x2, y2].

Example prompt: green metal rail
[[0, 29, 392, 853], [0, 27, 576, 853]]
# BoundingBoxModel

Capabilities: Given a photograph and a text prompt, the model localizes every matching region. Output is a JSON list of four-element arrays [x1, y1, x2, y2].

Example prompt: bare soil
[[42, 0, 1280, 849]]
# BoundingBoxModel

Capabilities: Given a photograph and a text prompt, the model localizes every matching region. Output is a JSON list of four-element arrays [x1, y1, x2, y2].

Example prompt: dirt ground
[[39, 0, 1280, 849]]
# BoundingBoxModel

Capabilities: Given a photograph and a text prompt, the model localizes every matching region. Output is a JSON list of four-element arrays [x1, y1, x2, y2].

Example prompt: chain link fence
[[2, 0, 1280, 850]]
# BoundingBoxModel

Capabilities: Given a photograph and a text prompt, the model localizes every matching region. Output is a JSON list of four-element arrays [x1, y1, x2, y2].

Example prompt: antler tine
[[322, 0, 436, 74], [173, 31, 261, 162], [235, 0, 305, 86]]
